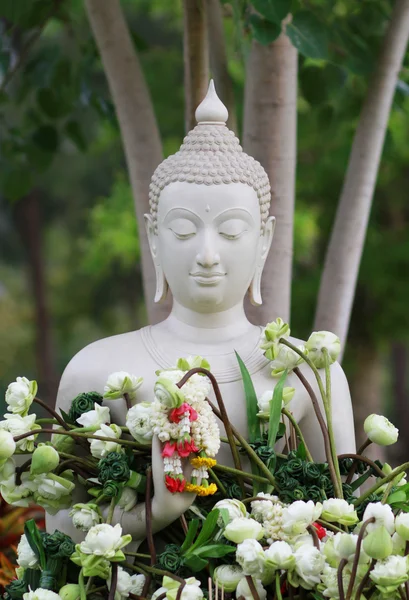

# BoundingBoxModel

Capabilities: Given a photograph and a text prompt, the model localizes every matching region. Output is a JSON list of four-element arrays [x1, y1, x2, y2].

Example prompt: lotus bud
[[395, 514, 409, 542], [30, 444, 60, 475], [364, 414, 398, 446], [59, 584, 81, 600], [223, 517, 263, 544], [363, 526, 393, 559], [154, 377, 185, 408], [306, 331, 341, 368], [0, 430, 16, 459], [214, 565, 244, 592]]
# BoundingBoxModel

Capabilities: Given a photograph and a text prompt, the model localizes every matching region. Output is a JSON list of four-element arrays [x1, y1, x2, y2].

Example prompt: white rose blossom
[[362, 502, 395, 534], [89, 423, 123, 459], [223, 517, 263, 544], [69, 503, 101, 532], [76, 403, 110, 428], [104, 372, 143, 401], [79, 523, 131, 559], [282, 500, 323, 536], [306, 331, 341, 368], [6, 376, 37, 416], [108, 566, 145, 599], [17, 534, 39, 569], [236, 577, 267, 600], [0, 413, 40, 452], [364, 414, 399, 446], [126, 402, 154, 444], [236, 539, 266, 577]]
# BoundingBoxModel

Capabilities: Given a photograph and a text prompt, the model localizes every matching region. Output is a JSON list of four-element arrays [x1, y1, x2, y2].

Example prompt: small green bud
[[30, 444, 60, 475], [59, 584, 80, 600], [363, 526, 393, 559]]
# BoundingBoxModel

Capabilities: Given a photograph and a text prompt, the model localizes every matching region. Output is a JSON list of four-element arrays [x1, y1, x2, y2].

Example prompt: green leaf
[[251, 0, 291, 23], [24, 520, 46, 570], [59, 409, 75, 425], [37, 88, 71, 119], [218, 508, 231, 527], [250, 14, 281, 46], [286, 11, 328, 59], [0, 0, 32, 25], [181, 519, 200, 553], [268, 370, 287, 448], [65, 120, 87, 152], [183, 554, 209, 572], [300, 66, 327, 105], [235, 351, 259, 443], [350, 471, 372, 492], [387, 490, 407, 505], [32, 125, 59, 152], [297, 442, 307, 461], [195, 544, 236, 558], [188, 510, 220, 552], [2, 169, 32, 202]]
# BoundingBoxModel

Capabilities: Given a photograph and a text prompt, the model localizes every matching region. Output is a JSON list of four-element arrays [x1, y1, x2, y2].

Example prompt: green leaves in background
[[249, 14, 281, 45], [287, 11, 328, 59], [249, 0, 291, 46]]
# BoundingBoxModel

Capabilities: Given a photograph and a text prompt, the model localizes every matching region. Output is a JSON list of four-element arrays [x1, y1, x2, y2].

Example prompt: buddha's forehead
[[157, 181, 260, 223]]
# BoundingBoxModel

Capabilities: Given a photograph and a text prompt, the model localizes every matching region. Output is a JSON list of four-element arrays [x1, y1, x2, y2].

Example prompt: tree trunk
[[13, 192, 58, 404], [349, 345, 385, 464], [243, 35, 298, 324], [183, 0, 209, 133], [84, 0, 170, 325], [390, 341, 409, 466], [314, 0, 409, 353], [207, 0, 237, 132]]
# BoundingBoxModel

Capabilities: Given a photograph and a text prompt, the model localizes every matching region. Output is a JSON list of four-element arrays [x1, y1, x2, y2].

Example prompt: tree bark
[[390, 342, 409, 466], [314, 0, 409, 353], [207, 0, 237, 131], [183, 0, 209, 133], [13, 193, 58, 404], [243, 35, 298, 324], [84, 0, 170, 325]]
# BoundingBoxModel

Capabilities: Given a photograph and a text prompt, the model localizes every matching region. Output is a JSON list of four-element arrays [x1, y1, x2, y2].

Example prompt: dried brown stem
[[108, 563, 118, 600], [338, 453, 385, 479], [346, 518, 375, 600], [34, 397, 70, 430], [246, 576, 260, 600]]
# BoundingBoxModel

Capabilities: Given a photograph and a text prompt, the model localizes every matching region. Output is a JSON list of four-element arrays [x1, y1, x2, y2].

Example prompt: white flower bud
[[17, 534, 39, 569], [364, 414, 398, 446], [213, 499, 247, 525], [104, 371, 143, 401], [362, 502, 395, 534], [30, 445, 60, 475], [306, 331, 340, 368], [264, 541, 295, 570], [321, 499, 358, 527], [0, 429, 16, 459], [223, 517, 263, 544], [6, 377, 37, 416], [214, 565, 244, 592], [69, 503, 101, 532], [395, 513, 409, 541], [282, 500, 323, 536], [76, 403, 110, 428]]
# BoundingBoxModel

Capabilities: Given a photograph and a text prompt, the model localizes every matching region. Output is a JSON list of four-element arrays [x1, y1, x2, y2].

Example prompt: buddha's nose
[[196, 234, 220, 268]]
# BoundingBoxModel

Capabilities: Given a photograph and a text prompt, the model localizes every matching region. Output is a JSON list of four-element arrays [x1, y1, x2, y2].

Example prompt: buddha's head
[[145, 81, 275, 314]]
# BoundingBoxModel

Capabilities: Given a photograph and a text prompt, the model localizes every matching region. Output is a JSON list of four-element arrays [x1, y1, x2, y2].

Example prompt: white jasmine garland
[[362, 502, 395, 534], [189, 397, 220, 457], [236, 577, 267, 600], [321, 499, 358, 526], [236, 539, 266, 577], [282, 500, 323, 535], [107, 566, 145, 599], [104, 372, 143, 401], [126, 402, 154, 445], [264, 540, 295, 570], [250, 493, 280, 522], [0, 413, 40, 452], [17, 534, 39, 569], [213, 565, 244, 593], [79, 523, 131, 559], [214, 499, 247, 525], [223, 517, 263, 544], [69, 503, 101, 531], [6, 376, 37, 416], [89, 424, 123, 459], [76, 403, 110, 428], [305, 331, 340, 368], [364, 414, 399, 446], [23, 590, 62, 600]]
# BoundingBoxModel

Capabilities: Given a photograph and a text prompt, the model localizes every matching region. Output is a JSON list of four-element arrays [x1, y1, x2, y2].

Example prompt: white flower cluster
[[163, 455, 183, 475], [150, 400, 181, 442], [157, 369, 211, 404], [190, 397, 220, 457]]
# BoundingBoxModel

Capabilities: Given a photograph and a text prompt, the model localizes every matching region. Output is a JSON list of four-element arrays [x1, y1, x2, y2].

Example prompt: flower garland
[[150, 357, 220, 496]]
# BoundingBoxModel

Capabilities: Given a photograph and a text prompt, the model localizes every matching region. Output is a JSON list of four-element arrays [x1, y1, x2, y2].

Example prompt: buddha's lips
[[190, 271, 226, 284]]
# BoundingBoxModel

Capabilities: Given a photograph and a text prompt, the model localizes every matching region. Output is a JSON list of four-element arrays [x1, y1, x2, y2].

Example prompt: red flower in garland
[[162, 441, 177, 458], [312, 522, 327, 540], [177, 437, 199, 458], [169, 403, 198, 424], [165, 475, 186, 493]]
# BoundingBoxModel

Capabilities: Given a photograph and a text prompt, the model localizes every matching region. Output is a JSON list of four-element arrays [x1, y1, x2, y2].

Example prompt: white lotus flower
[[306, 331, 340, 368], [264, 541, 295, 570], [364, 414, 398, 446], [23, 590, 62, 600], [362, 502, 395, 534], [0, 413, 39, 452], [69, 503, 101, 532], [236, 577, 267, 600], [0, 462, 35, 507], [126, 402, 154, 444], [236, 539, 266, 577], [395, 513, 409, 541], [214, 565, 244, 593], [332, 533, 360, 562], [282, 500, 323, 535], [257, 387, 295, 417], [104, 372, 143, 401], [269, 345, 306, 378], [89, 423, 123, 459], [76, 403, 110, 428], [79, 523, 131, 558], [214, 498, 247, 525], [17, 534, 39, 569], [108, 566, 145, 599], [321, 499, 358, 526], [370, 555, 409, 588], [292, 545, 325, 589], [223, 517, 263, 544], [6, 376, 37, 416]]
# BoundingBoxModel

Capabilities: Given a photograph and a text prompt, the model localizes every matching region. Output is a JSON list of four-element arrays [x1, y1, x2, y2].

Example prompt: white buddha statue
[[47, 81, 355, 544]]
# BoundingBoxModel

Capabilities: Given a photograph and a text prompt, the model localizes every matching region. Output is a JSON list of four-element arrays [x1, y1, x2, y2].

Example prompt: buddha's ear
[[248, 216, 275, 306], [144, 214, 168, 303]]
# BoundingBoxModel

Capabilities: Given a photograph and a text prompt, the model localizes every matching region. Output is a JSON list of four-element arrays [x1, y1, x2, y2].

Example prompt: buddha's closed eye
[[218, 219, 248, 240], [169, 218, 197, 239]]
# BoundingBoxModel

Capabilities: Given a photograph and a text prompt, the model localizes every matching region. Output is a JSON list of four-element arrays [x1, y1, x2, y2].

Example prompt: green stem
[[124, 552, 151, 559], [13, 427, 145, 448], [209, 468, 228, 496], [281, 408, 313, 461], [35, 418, 59, 425], [106, 497, 116, 525], [317, 519, 345, 534], [213, 463, 270, 484], [354, 462, 409, 506], [276, 572, 283, 600], [323, 348, 343, 498], [86, 586, 106, 596], [79, 568, 87, 600], [381, 480, 395, 504]]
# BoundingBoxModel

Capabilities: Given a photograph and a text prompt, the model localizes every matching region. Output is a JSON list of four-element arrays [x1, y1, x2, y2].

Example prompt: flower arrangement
[[0, 320, 408, 600]]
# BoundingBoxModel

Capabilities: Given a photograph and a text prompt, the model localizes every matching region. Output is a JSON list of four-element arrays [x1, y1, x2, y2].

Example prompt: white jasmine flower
[[104, 372, 143, 401], [214, 499, 247, 525], [264, 540, 295, 570], [6, 377, 37, 416], [0, 429, 16, 459], [89, 423, 123, 459], [126, 402, 154, 444], [17, 534, 39, 569], [370, 555, 409, 589], [69, 503, 101, 532], [76, 403, 110, 428], [306, 331, 340, 368], [23, 590, 62, 600], [364, 414, 398, 446], [282, 500, 323, 535], [0, 413, 40, 452], [236, 539, 266, 577], [269, 345, 306, 378], [236, 577, 267, 600], [292, 545, 325, 589], [223, 517, 263, 544], [214, 565, 244, 592], [79, 523, 131, 559], [362, 502, 395, 534], [321, 499, 358, 526], [108, 566, 145, 599], [117, 487, 138, 512]]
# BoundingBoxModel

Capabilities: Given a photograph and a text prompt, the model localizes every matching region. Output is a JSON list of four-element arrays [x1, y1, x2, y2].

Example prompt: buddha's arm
[[297, 360, 356, 463]]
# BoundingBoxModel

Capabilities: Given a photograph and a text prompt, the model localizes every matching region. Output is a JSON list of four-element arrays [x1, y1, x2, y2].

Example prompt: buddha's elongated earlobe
[[249, 216, 275, 306], [144, 214, 168, 303]]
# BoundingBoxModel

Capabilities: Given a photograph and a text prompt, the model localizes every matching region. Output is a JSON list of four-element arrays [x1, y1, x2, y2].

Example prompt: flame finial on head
[[195, 80, 229, 124]]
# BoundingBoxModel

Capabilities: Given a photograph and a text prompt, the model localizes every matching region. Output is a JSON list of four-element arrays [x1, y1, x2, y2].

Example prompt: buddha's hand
[[151, 435, 198, 526]]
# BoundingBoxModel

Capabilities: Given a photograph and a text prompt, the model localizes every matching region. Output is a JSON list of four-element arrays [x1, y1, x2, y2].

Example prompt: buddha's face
[[146, 182, 274, 312]]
